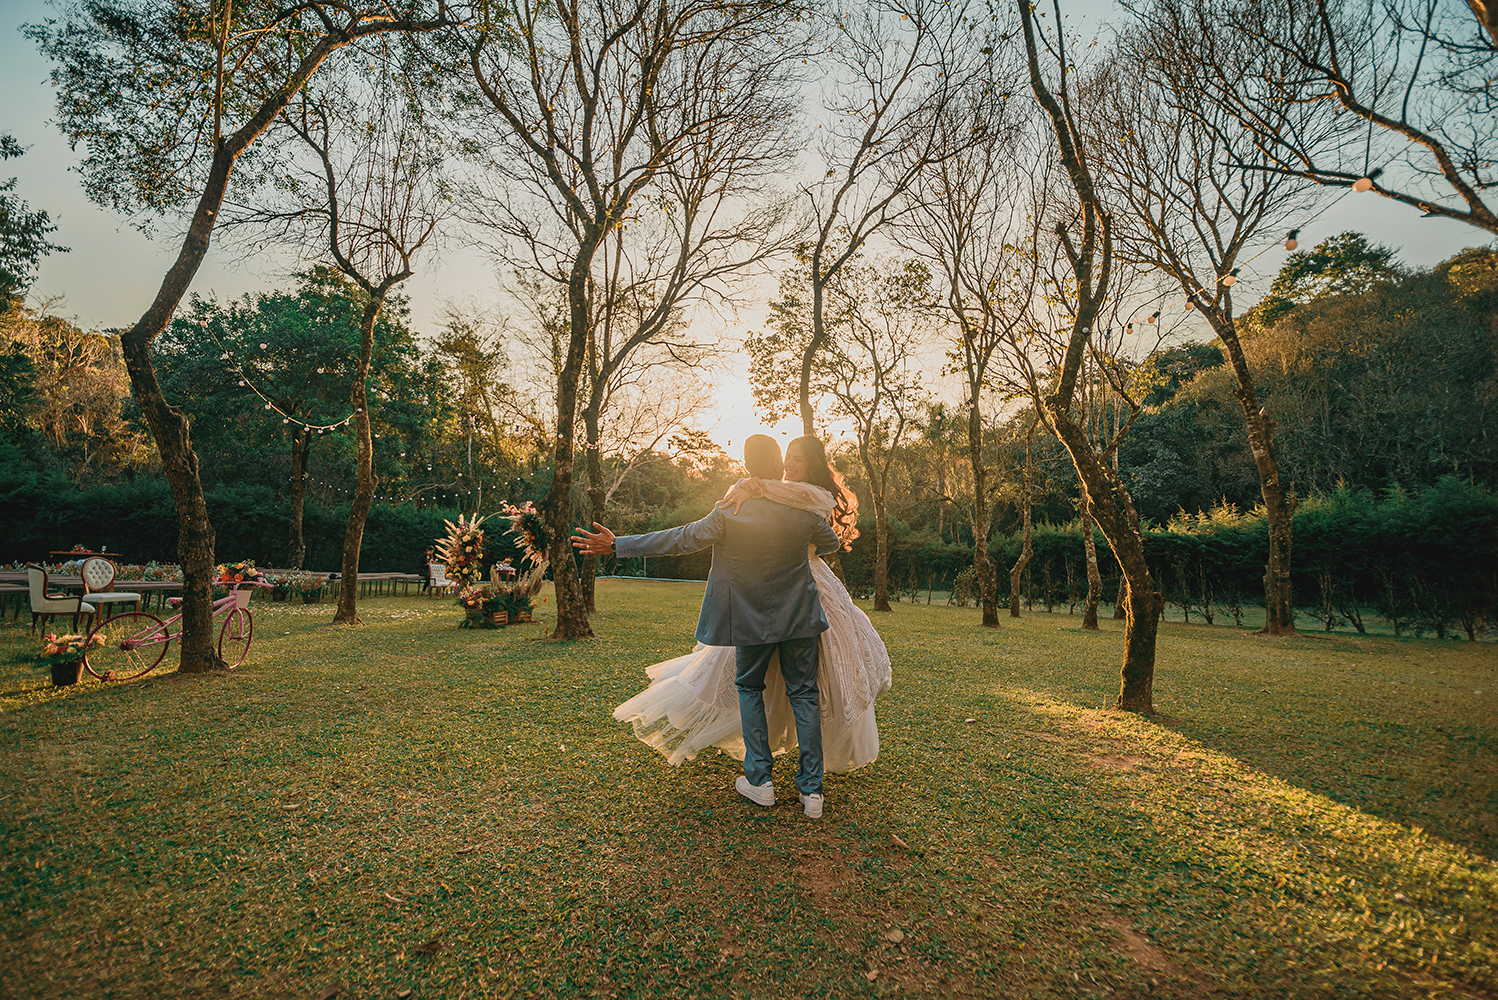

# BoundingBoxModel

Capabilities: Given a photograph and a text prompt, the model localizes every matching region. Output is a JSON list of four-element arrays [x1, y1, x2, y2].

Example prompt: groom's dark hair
[[743, 434, 783, 479]]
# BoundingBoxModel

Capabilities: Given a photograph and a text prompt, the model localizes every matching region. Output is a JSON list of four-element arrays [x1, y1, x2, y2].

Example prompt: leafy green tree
[[0, 135, 68, 303], [26, 0, 453, 671], [1252, 232, 1402, 326], [1, 304, 154, 481], [156, 269, 435, 567]]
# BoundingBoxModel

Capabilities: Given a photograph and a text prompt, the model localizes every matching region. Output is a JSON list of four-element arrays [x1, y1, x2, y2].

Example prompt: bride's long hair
[[788, 435, 859, 550]]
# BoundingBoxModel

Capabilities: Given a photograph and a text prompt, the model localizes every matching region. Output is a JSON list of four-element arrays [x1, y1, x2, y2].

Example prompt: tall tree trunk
[[288, 431, 310, 570], [545, 261, 597, 640], [968, 402, 999, 627], [1009, 417, 1037, 618], [872, 491, 891, 612], [800, 275, 828, 436], [581, 408, 604, 614], [1204, 309, 1295, 635], [1009, 501, 1032, 618], [857, 441, 893, 612], [1081, 487, 1101, 629], [115, 145, 241, 673], [333, 294, 383, 625], [1046, 406, 1160, 711]]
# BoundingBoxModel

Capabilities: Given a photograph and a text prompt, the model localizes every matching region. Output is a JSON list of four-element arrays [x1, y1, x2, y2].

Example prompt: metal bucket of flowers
[[37, 632, 105, 687]]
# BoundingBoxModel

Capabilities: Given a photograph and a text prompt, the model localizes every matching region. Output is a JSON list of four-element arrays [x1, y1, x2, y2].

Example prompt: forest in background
[[3, 234, 1495, 636]]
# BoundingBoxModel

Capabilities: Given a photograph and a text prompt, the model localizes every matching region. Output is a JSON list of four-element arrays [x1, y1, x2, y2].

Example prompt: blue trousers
[[735, 635, 822, 796]]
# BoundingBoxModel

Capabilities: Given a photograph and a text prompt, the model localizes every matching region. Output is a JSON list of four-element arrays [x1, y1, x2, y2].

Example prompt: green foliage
[[0, 135, 67, 302], [0, 469, 490, 572], [154, 268, 437, 489], [977, 478, 1498, 638], [1125, 243, 1498, 515], [1253, 231, 1401, 326]]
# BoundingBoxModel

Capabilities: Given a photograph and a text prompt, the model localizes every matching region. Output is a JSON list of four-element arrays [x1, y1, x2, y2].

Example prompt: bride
[[611, 435, 892, 773]]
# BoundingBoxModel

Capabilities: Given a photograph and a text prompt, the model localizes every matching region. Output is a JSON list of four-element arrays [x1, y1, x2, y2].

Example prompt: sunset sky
[[3, 0, 1484, 451]]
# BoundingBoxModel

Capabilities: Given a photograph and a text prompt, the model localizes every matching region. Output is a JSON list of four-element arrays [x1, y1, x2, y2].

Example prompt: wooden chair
[[80, 557, 142, 621], [26, 564, 96, 633], [428, 563, 455, 595]]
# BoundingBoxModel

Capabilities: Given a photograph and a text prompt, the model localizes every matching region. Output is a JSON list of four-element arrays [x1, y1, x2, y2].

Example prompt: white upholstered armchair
[[80, 557, 142, 618], [27, 564, 96, 633], [428, 563, 455, 595]]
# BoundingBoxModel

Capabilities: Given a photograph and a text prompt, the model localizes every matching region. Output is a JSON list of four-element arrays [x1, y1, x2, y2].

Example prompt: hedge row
[[969, 477, 1496, 638], [0, 474, 523, 573]]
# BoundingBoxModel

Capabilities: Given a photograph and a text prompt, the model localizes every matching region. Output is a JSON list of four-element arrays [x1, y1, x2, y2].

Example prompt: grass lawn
[[0, 580, 1494, 999]]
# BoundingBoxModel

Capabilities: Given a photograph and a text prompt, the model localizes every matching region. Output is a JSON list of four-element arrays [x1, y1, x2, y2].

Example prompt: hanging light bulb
[[238, 380, 246, 386], [1147, 311, 1159, 324], [1284, 229, 1300, 251], [1221, 268, 1240, 287], [1352, 176, 1373, 192], [264, 402, 272, 410], [259, 343, 268, 349], [1184, 299, 1196, 311]]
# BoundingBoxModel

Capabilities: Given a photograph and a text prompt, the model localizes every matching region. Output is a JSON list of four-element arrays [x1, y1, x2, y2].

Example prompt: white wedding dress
[[612, 480, 892, 772]]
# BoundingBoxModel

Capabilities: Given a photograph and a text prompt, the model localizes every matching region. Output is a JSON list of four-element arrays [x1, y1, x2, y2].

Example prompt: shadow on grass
[[1138, 628, 1498, 863], [0, 591, 1494, 999]]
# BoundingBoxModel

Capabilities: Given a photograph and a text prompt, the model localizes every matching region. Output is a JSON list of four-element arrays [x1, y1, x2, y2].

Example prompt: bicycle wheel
[[85, 612, 169, 681], [218, 608, 253, 667]]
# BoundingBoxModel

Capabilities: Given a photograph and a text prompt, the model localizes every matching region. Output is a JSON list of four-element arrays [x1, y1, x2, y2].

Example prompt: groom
[[571, 434, 840, 819]]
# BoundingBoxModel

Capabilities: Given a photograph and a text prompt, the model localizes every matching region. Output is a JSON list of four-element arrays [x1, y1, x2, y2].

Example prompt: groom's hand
[[571, 522, 616, 556]]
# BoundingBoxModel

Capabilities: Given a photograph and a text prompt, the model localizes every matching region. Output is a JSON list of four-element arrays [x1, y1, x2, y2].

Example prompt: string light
[[198, 323, 357, 432], [1284, 228, 1300, 251], [1221, 268, 1240, 287]]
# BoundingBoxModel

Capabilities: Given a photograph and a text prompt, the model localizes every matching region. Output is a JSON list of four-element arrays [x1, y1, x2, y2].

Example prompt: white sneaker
[[735, 776, 775, 807], [799, 792, 824, 819]]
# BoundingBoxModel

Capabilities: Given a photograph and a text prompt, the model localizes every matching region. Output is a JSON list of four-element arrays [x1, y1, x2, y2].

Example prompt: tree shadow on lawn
[[1133, 624, 1498, 863], [898, 679, 1497, 1000], [995, 614, 1498, 862]]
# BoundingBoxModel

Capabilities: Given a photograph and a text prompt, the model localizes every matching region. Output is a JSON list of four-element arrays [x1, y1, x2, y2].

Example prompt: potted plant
[[498, 589, 535, 623], [36, 632, 104, 687], [297, 574, 326, 604], [268, 574, 292, 601]]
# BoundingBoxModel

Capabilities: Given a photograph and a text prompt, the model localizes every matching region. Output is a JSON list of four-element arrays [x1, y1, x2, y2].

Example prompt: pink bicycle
[[84, 580, 271, 680]]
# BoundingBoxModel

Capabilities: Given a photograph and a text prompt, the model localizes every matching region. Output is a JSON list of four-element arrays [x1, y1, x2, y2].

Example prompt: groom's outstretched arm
[[612, 508, 727, 559], [811, 517, 840, 556]]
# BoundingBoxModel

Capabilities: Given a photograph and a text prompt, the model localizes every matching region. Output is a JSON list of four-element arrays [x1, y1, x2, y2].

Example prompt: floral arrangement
[[454, 583, 534, 628], [296, 574, 327, 595], [501, 502, 550, 569], [435, 514, 489, 589], [457, 586, 490, 611], [144, 562, 182, 582], [36, 632, 104, 666], [216, 560, 264, 585]]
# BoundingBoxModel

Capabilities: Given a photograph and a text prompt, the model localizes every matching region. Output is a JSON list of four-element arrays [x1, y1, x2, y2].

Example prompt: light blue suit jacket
[[614, 499, 841, 647]]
